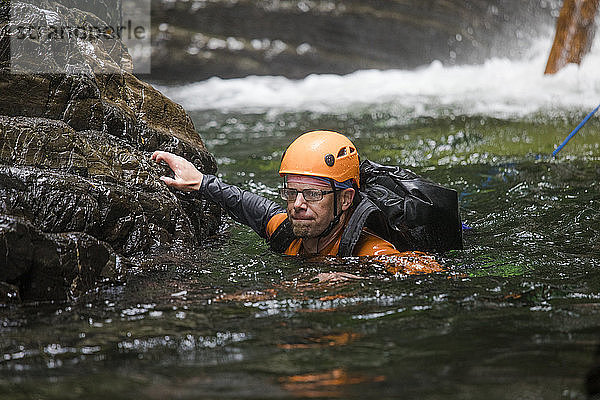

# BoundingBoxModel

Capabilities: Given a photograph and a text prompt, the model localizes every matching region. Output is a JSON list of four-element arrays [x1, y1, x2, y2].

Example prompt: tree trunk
[[545, 0, 600, 74]]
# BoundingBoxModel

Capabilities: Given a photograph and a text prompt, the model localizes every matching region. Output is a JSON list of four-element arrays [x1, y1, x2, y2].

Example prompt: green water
[[1, 109, 600, 399]]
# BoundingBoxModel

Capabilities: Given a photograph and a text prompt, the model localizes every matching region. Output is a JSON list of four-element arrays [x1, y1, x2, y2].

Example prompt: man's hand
[[151, 151, 204, 192], [313, 272, 364, 283]]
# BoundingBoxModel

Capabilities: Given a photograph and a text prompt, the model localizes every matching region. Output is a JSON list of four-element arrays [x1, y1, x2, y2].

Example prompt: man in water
[[152, 130, 401, 257]]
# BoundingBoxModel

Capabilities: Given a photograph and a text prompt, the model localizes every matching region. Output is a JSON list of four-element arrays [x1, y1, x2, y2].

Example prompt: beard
[[290, 219, 315, 238]]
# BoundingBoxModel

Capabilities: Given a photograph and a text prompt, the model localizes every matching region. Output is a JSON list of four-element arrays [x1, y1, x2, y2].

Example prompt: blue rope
[[553, 103, 600, 156]]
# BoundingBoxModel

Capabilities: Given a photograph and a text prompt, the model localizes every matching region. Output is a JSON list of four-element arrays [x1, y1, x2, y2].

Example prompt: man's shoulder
[[266, 212, 288, 238], [266, 212, 299, 254], [353, 228, 399, 256]]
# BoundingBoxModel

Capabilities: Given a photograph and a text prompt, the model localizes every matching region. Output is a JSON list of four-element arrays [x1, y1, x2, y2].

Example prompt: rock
[[1, 1, 212, 158], [149, 0, 560, 82], [0, 60, 210, 163], [0, 214, 119, 301], [587, 344, 600, 398], [0, 1, 222, 302], [5, 0, 130, 74], [0, 159, 218, 256]]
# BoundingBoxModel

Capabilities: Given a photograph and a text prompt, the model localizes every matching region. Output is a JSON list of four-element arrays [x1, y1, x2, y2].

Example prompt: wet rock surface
[[0, 1, 221, 302], [0, 215, 117, 302], [150, 0, 560, 82]]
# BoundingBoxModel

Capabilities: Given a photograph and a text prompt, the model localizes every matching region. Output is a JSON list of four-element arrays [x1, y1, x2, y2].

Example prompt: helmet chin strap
[[317, 179, 342, 239]]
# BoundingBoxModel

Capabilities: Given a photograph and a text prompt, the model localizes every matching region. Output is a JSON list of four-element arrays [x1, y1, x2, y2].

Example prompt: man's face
[[285, 176, 337, 238]]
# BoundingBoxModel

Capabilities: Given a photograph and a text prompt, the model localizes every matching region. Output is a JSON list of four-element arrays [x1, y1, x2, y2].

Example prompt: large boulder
[[0, 0, 221, 302], [0, 214, 119, 302]]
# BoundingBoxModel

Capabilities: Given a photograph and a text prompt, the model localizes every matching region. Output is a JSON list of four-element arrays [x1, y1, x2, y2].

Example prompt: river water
[[2, 38, 600, 399]]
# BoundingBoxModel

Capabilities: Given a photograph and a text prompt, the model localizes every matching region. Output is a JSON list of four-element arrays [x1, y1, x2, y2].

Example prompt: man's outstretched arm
[[152, 151, 284, 239]]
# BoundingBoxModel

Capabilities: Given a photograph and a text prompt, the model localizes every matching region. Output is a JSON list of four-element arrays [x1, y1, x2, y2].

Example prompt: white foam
[[155, 36, 600, 117]]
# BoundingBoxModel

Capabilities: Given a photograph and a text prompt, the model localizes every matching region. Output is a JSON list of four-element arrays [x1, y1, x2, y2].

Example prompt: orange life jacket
[[265, 212, 399, 256]]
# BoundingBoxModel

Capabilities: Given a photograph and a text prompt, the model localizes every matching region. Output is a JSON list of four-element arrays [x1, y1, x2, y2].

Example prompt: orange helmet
[[279, 130, 360, 188]]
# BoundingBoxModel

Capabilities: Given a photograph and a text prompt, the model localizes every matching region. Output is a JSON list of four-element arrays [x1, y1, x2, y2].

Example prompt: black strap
[[337, 195, 382, 257], [316, 179, 341, 239]]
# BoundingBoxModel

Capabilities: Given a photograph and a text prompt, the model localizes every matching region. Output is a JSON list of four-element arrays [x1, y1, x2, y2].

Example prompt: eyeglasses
[[279, 188, 337, 202]]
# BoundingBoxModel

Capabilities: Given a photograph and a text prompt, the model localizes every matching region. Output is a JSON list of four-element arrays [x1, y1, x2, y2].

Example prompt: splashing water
[[157, 36, 600, 117]]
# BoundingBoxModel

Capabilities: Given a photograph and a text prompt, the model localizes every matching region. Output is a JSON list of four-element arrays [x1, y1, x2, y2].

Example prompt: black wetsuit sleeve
[[199, 174, 285, 239]]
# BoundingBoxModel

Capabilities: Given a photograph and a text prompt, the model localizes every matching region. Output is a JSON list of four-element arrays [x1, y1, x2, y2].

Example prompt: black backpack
[[337, 160, 463, 256]]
